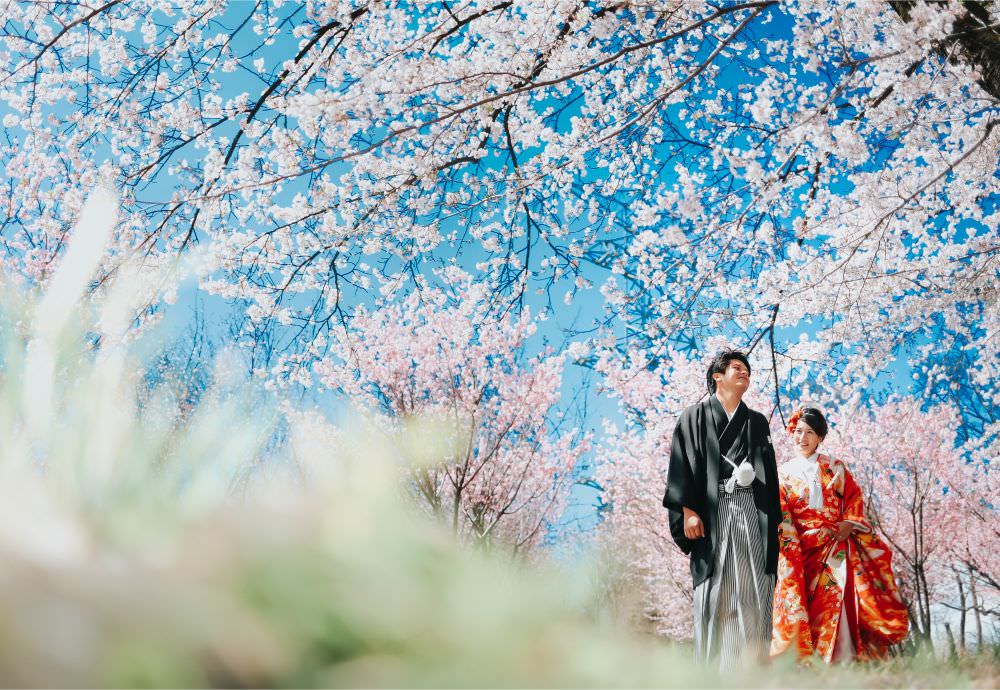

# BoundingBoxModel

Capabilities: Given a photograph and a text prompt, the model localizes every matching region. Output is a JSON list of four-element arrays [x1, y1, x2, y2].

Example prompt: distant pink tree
[[953, 432, 1000, 596], [592, 348, 701, 637], [313, 268, 587, 554], [937, 448, 999, 651], [596, 422, 693, 637]]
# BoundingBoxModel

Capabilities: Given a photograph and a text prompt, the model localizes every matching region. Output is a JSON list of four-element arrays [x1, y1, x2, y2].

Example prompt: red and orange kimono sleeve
[[770, 483, 813, 659], [840, 464, 869, 528], [839, 464, 910, 658]]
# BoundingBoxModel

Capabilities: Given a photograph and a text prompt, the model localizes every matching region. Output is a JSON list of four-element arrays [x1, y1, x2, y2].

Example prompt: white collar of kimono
[[714, 394, 739, 421], [784, 451, 825, 510]]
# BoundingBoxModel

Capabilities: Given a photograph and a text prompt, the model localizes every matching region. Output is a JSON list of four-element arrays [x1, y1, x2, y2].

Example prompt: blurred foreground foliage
[[0, 190, 995, 688]]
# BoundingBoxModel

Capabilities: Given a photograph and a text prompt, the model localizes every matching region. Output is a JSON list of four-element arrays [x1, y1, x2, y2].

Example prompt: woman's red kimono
[[770, 454, 908, 662]]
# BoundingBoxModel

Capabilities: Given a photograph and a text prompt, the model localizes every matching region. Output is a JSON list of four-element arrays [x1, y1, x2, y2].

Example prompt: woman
[[770, 408, 908, 663]]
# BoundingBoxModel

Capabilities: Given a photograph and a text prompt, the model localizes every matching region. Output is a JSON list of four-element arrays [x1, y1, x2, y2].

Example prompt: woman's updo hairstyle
[[786, 407, 829, 439]]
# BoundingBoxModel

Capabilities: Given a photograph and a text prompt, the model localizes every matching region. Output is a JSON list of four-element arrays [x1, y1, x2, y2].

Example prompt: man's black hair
[[705, 348, 751, 394]]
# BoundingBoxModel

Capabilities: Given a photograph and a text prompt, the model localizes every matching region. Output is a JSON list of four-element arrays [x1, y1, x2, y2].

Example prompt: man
[[662, 349, 781, 669]]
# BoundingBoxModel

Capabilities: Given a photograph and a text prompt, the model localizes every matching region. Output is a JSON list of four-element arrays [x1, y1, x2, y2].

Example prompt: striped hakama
[[693, 483, 776, 670]]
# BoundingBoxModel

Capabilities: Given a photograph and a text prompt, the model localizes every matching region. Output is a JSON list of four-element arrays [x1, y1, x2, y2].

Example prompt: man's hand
[[683, 507, 705, 540]]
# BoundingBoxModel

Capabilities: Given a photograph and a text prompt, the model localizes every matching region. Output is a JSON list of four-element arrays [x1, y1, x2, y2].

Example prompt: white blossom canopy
[[0, 0, 997, 431]]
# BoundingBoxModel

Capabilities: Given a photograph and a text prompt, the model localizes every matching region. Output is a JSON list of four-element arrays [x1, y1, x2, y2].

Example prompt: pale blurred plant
[[0, 186, 267, 551]]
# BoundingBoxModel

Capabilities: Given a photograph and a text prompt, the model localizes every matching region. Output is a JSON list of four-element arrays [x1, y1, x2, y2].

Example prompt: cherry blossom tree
[[0, 1, 995, 421], [592, 348, 703, 637], [937, 448, 999, 651], [311, 267, 588, 553]]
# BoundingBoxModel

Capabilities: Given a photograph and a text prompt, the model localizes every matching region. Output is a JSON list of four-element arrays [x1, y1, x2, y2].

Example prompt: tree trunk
[[914, 564, 934, 650], [944, 622, 957, 660], [890, 1, 1000, 100], [970, 571, 984, 650], [956, 572, 967, 655]]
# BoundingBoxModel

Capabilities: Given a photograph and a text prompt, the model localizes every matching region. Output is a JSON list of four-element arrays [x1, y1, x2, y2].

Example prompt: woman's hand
[[683, 507, 705, 539], [816, 522, 856, 542], [833, 521, 855, 542]]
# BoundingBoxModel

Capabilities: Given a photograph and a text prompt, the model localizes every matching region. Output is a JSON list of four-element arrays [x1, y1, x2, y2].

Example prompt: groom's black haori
[[662, 350, 782, 668]]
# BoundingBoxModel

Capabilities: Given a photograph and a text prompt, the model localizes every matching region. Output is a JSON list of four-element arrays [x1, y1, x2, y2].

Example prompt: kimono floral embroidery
[[771, 455, 908, 662]]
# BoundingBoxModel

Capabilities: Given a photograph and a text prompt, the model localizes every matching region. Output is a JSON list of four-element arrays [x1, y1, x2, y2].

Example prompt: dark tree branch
[[890, 1, 1000, 100]]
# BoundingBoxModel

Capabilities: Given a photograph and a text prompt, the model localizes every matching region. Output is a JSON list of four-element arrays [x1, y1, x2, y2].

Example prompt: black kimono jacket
[[662, 397, 781, 588]]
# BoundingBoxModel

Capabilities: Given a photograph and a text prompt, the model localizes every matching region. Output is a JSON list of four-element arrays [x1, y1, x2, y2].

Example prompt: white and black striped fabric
[[693, 484, 776, 671]]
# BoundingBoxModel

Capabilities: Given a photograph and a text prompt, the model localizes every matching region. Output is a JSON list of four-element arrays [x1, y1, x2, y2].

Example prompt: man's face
[[714, 359, 750, 396]]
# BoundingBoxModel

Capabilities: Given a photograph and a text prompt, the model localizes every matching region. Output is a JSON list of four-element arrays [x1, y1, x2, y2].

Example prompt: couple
[[662, 349, 908, 668]]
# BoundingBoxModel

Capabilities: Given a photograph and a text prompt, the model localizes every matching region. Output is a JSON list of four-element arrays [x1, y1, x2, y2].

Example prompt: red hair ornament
[[786, 409, 804, 435]]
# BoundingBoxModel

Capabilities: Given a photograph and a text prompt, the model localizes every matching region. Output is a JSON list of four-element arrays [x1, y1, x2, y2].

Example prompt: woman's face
[[792, 420, 822, 458]]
